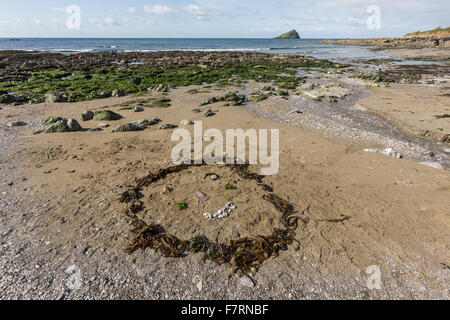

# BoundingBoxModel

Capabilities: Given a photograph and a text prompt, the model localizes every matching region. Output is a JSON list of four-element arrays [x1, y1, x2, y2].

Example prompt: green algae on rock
[[93, 110, 123, 121]]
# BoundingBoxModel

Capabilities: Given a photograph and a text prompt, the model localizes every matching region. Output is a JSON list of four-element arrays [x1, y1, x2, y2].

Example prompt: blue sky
[[0, 0, 448, 38]]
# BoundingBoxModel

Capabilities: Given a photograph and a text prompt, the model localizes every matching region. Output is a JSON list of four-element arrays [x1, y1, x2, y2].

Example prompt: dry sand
[[1, 79, 449, 299]]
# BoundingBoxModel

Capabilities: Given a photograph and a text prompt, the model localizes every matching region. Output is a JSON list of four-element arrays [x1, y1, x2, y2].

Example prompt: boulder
[[44, 93, 65, 103], [112, 89, 124, 97], [93, 110, 122, 121], [159, 124, 178, 130], [7, 121, 27, 127], [82, 110, 95, 121], [111, 119, 161, 132], [0, 94, 16, 104], [43, 117, 82, 133], [180, 120, 194, 125]]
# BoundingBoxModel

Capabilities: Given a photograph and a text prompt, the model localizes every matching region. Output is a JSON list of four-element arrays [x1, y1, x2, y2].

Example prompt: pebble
[[240, 276, 255, 288], [210, 175, 218, 181], [196, 191, 208, 202], [180, 120, 194, 126], [196, 280, 203, 292]]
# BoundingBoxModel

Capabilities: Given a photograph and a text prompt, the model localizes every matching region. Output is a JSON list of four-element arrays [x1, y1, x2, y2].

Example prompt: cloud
[[0, 20, 9, 28], [88, 17, 154, 28], [144, 5, 176, 15], [184, 4, 208, 20], [34, 19, 44, 26], [51, 7, 69, 13]]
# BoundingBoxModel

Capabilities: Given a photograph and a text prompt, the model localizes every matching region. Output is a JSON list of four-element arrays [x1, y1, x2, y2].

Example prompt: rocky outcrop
[[324, 36, 450, 49], [275, 30, 301, 39], [0, 50, 323, 83]]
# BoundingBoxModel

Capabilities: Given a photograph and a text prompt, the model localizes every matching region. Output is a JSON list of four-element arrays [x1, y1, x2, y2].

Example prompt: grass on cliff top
[[405, 26, 450, 37], [0, 59, 342, 104]]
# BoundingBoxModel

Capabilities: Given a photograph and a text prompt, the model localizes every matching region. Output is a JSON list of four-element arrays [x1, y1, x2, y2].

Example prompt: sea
[[0, 38, 394, 62]]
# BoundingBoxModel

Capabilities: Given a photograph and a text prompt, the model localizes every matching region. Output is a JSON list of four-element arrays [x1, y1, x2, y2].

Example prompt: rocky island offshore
[[275, 29, 301, 39]]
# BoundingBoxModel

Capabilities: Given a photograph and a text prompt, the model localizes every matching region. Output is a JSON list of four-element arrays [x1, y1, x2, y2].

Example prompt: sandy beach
[[0, 49, 449, 300]]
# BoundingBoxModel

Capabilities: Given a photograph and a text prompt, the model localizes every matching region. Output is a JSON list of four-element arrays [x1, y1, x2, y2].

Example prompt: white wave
[[49, 48, 95, 53]]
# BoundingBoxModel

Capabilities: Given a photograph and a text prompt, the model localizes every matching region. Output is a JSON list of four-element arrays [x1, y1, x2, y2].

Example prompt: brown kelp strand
[[121, 162, 303, 276]]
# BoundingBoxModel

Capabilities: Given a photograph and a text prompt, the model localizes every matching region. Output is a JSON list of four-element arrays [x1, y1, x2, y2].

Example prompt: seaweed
[[121, 161, 303, 277]]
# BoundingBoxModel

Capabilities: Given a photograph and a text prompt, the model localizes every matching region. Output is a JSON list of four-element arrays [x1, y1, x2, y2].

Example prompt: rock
[[196, 191, 208, 202], [161, 186, 172, 194], [99, 91, 111, 98], [159, 124, 178, 130], [210, 175, 218, 181], [43, 117, 82, 133], [81, 110, 94, 121], [275, 29, 301, 39], [196, 280, 203, 292], [204, 109, 215, 117], [7, 121, 27, 127], [44, 93, 65, 103], [67, 119, 82, 131], [278, 90, 289, 97], [132, 106, 144, 112], [180, 120, 194, 125], [381, 148, 403, 159], [364, 148, 403, 159], [262, 85, 275, 91], [200, 97, 219, 106], [156, 84, 169, 92], [420, 162, 443, 170], [0, 94, 16, 104], [239, 276, 255, 288], [300, 83, 316, 91], [111, 119, 160, 132], [93, 110, 122, 121], [200, 92, 245, 107], [97, 123, 110, 128], [442, 134, 450, 144], [299, 91, 320, 101], [112, 89, 124, 97], [112, 123, 141, 132]]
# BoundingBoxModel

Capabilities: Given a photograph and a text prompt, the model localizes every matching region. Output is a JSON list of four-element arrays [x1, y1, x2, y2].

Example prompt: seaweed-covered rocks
[[204, 109, 215, 117], [44, 93, 65, 103], [112, 119, 161, 132], [159, 124, 178, 130], [93, 110, 123, 121], [0, 94, 16, 104], [200, 91, 246, 106], [112, 89, 124, 97], [82, 110, 95, 121], [7, 121, 27, 127], [43, 117, 83, 133], [132, 106, 144, 112]]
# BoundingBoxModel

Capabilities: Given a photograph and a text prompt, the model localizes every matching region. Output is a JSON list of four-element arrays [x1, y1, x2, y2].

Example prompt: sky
[[0, 0, 448, 38]]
